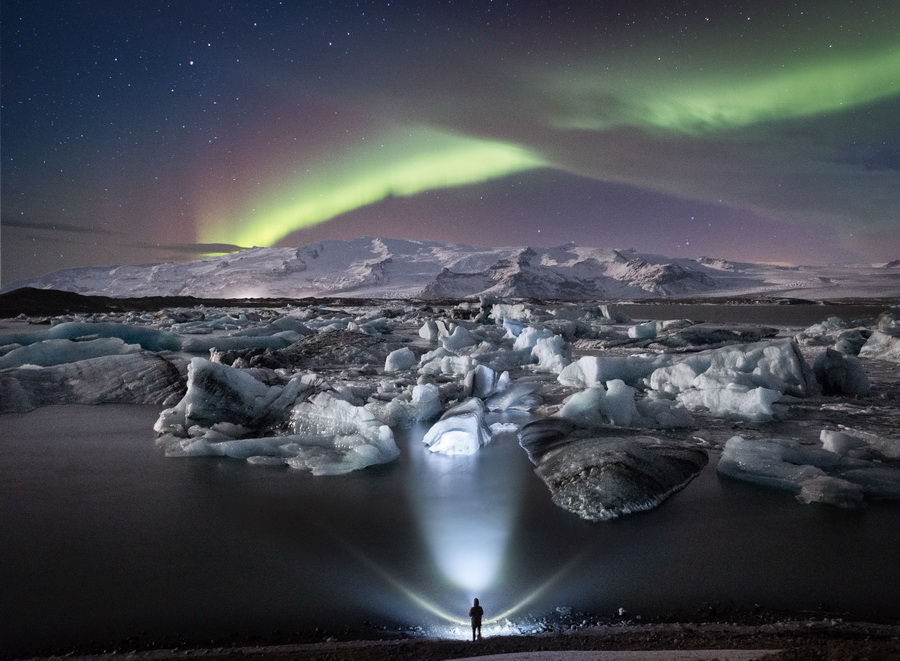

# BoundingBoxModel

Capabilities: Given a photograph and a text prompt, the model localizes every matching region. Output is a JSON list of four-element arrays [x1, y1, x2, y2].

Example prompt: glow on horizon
[[198, 128, 545, 248]]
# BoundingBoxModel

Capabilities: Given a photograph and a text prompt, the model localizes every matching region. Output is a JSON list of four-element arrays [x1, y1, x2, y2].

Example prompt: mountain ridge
[[3, 237, 899, 300]]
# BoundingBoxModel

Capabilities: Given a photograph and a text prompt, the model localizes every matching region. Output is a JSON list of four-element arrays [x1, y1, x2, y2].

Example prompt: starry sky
[[2, 0, 899, 284]]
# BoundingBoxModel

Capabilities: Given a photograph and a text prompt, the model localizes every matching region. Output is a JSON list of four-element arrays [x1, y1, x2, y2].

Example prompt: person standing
[[469, 597, 484, 640]]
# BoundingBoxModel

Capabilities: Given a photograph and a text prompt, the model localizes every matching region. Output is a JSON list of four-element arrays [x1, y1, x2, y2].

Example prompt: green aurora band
[[201, 39, 899, 248], [557, 44, 900, 133], [199, 129, 546, 249]]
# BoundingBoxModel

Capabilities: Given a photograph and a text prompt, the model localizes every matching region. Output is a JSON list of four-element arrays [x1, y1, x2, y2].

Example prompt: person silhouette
[[469, 597, 484, 640]]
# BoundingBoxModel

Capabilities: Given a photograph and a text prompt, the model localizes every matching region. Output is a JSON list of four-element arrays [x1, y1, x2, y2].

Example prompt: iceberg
[[513, 326, 555, 352], [531, 335, 570, 374], [422, 397, 493, 455], [288, 392, 400, 474], [161, 389, 400, 476], [677, 383, 781, 422], [518, 419, 708, 521], [717, 435, 900, 507], [442, 325, 476, 351], [154, 358, 307, 437], [628, 320, 657, 340], [483, 382, 542, 411], [0, 321, 181, 352], [181, 333, 296, 354], [366, 382, 443, 427], [812, 348, 870, 396], [558, 354, 666, 389], [0, 352, 186, 414], [558, 386, 609, 428], [859, 330, 900, 362], [384, 347, 417, 372], [0, 337, 140, 369]]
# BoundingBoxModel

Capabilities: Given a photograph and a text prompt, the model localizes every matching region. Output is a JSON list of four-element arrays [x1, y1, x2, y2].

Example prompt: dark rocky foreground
[[19, 620, 900, 661]]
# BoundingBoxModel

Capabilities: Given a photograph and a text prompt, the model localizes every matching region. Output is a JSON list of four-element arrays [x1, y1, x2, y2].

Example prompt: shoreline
[[12, 619, 900, 661]]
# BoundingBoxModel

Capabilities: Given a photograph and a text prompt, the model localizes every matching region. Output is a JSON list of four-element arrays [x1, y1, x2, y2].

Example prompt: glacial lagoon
[[3, 401, 899, 657]]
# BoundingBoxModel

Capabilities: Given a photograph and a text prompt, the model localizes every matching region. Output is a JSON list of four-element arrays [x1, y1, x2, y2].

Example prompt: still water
[[2, 403, 899, 656]]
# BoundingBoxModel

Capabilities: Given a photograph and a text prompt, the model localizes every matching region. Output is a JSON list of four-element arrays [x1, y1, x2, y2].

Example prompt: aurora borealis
[[2, 0, 898, 283]]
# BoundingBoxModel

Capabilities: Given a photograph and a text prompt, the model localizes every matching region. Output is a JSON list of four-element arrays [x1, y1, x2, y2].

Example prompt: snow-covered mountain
[[4, 237, 899, 300]]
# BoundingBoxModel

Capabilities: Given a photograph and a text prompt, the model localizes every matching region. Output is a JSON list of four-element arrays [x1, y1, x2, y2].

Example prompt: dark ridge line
[[1, 286, 896, 319]]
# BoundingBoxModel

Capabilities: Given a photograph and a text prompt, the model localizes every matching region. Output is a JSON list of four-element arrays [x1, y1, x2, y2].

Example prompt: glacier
[[7, 238, 900, 300]]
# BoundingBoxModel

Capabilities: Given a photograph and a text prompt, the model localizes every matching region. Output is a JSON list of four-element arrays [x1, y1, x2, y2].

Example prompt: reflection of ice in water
[[408, 431, 522, 594]]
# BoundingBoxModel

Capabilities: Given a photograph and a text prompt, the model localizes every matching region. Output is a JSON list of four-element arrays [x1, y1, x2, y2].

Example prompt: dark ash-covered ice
[[518, 419, 708, 521]]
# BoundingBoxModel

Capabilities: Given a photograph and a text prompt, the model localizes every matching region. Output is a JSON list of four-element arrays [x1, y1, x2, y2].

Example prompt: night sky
[[3, 0, 899, 284]]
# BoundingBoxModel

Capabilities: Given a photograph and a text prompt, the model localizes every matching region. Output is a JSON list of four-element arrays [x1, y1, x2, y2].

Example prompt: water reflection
[[405, 425, 524, 618]]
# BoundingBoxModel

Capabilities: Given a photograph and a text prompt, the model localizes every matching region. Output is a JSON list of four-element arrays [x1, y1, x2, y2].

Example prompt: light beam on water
[[408, 434, 522, 594]]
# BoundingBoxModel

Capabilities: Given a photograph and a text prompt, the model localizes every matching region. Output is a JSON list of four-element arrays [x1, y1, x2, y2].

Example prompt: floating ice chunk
[[0, 337, 139, 369], [484, 382, 541, 411], [837, 466, 900, 500], [0, 352, 186, 414], [367, 382, 443, 427], [821, 429, 900, 460], [490, 303, 532, 325], [717, 436, 832, 492], [502, 318, 525, 338], [558, 386, 609, 428], [876, 310, 900, 334], [442, 326, 475, 351], [605, 379, 638, 427], [678, 384, 781, 422], [353, 317, 392, 336], [418, 347, 455, 375], [246, 455, 289, 466], [635, 391, 695, 428], [518, 420, 707, 521], [385, 347, 416, 372], [419, 320, 440, 342], [463, 364, 504, 399], [0, 321, 181, 351], [231, 316, 312, 338], [293, 392, 385, 439], [181, 334, 295, 354], [154, 358, 306, 436], [859, 331, 900, 362], [833, 330, 867, 356], [628, 320, 657, 340], [420, 354, 477, 377], [513, 326, 554, 351], [813, 348, 870, 396], [648, 338, 816, 398], [795, 475, 866, 508], [820, 429, 870, 455], [531, 335, 570, 374], [558, 354, 665, 389], [649, 361, 700, 395], [287, 392, 399, 474], [51, 321, 182, 351], [465, 345, 532, 372], [559, 380, 673, 429], [165, 434, 299, 459], [490, 422, 520, 434], [802, 316, 849, 337], [717, 435, 900, 506], [422, 397, 493, 455]]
